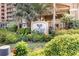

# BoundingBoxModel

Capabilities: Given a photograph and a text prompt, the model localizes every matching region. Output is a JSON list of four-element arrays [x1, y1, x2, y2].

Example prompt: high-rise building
[[0, 3, 16, 22], [70, 3, 79, 19], [0, 3, 79, 29]]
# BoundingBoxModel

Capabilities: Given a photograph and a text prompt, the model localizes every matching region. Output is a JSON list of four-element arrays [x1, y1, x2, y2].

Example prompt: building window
[[7, 16, 12, 18], [7, 12, 12, 14], [1, 9, 5, 12], [7, 3, 11, 6], [1, 13, 4, 15], [7, 8, 11, 10], [1, 3, 4, 5], [1, 17, 5, 19], [1, 5, 4, 8]]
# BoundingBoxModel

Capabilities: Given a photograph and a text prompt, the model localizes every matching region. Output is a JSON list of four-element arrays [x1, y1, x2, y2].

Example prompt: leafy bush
[[28, 49, 44, 56], [61, 13, 73, 29], [7, 25, 17, 32], [7, 22, 17, 32], [5, 32, 18, 44], [16, 28, 31, 42], [31, 33, 45, 42], [56, 29, 79, 35], [17, 28, 31, 35], [26, 34, 33, 41], [76, 53, 79, 56], [22, 30, 53, 42], [0, 32, 6, 43], [44, 34, 79, 56], [68, 19, 79, 29], [15, 41, 28, 56], [0, 29, 18, 44], [61, 13, 79, 29], [27, 33, 52, 42], [18, 34, 28, 41]]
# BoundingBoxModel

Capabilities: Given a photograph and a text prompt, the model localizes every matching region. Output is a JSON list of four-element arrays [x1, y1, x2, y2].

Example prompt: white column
[[53, 3, 56, 30]]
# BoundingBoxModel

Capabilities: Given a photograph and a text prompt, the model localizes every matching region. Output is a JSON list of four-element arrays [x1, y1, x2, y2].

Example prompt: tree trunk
[[16, 17, 20, 29], [65, 22, 68, 29]]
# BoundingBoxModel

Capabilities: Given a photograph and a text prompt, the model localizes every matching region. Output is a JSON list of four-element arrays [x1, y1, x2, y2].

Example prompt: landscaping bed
[[8, 42, 46, 51], [1, 28, 79, 56]]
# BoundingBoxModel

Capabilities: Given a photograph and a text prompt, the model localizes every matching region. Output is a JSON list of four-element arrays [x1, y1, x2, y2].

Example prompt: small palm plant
[[61, 13, 73, 29]]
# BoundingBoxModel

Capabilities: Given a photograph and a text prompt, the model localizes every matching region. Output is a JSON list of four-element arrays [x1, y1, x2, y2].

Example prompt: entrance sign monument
[[31, 21, 49, 34]]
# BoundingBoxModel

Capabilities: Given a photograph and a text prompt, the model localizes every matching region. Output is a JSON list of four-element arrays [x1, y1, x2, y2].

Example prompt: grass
[[1, 41, 46, 51], [28, 42, 46, 51]]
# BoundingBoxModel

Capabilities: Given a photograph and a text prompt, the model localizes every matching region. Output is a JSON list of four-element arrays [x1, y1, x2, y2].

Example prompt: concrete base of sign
[[0, 45, 10, 56]]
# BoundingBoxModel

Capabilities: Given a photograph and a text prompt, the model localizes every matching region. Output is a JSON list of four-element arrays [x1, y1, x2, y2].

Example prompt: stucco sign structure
[[31, 21, 49, 34]]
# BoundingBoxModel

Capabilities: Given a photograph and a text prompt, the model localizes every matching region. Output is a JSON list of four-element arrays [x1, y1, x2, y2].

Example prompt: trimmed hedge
[[44, 34, 79, 56], [56, 29, 79, 35]]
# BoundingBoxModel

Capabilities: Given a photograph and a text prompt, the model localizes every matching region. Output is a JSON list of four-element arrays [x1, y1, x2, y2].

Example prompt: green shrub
[[14, 28, 53, 42], [76, 53, 79, 56], [61, 13, 74, 29], [44, 34, 79, 56], [27, 34, 33, 41], [68, 19, 79, 29], [0, 32, 6, 43], [16, 28, 31, 42], [15, 41, 28, 56], [56, 29, 79, 35], [27, 33, 41, 42], [17, 28, 31, 35], [0, 29, 18, 44], [28, 49, 44, 56], [7, 24, 17, 32], [61, 14, 79, 29], [18, 34, 28, 41], [5, 32, 18, 44], [27, 33, 51, 42], [0, 29, 8, 43], [31, 33, 44, 42]]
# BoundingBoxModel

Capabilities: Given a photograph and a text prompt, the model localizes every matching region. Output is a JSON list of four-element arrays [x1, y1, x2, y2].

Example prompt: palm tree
[[15, 3, 49, 29], [15, 3, 36, 29], [32, 3, 49, 20], [15, 9, 23, 29], [61, 13, 73, 29]]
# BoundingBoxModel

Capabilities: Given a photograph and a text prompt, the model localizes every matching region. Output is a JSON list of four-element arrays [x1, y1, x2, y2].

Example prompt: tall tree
[[32, 3, 49, 20], [61, 13, 73, 29], [15, 3, 36, 29], [15, 3, 49, 28]]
